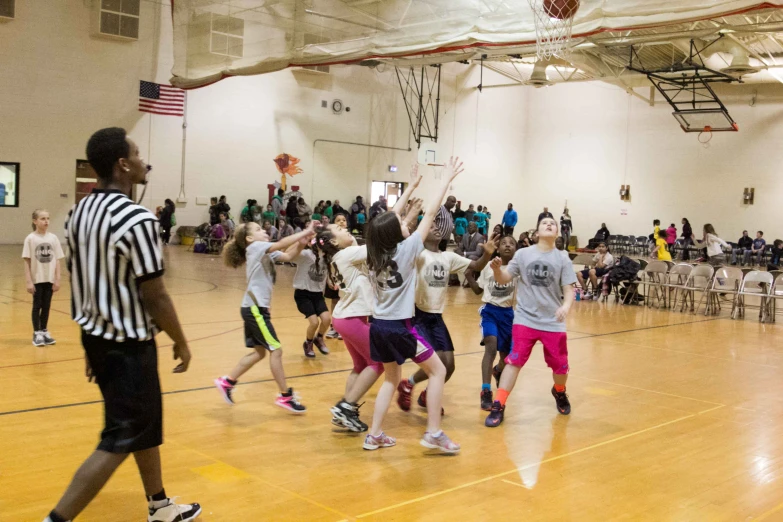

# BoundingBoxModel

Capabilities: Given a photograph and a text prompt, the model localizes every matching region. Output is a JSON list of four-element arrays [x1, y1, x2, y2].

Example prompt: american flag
[[139, 80, 185, 116]]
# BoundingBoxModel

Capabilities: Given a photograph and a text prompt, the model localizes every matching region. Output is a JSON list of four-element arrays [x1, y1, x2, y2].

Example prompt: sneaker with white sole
[[363, 432, 396, 450], [314, 334, 330, 354], [214, 376, 235, 405], [276, 388, 306, 413], [420, 431, 460, 454], [325, 328, 339, 339], [148, 498, 202, 522], [41, 330, 56, 345], [330, 400, 368, 432], [33, 331, 45, 347]]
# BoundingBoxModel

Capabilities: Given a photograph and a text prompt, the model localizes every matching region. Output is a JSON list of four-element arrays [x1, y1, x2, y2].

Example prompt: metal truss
[[394, 64, 441, 147]]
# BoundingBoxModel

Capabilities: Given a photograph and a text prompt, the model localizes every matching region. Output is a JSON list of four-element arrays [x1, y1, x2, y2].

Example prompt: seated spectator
[[587, 223, 610, 249], [263, 220, 278, 241], [321, 215, 330, 227], [219, 212, 235, 237], [769, 239, 783, 268], [748, 231, 766, 266], [517, 231, 531, 249], [555, 237, 565, 251], [240, 199, 255, 223], [492, 224, 503, 238], [731, 230, 753, 266], [531, 231, 539, 245], [457, 221, 486, 288], [576, 242, 614, 300], [262, 204, 276, 225], [654, 229, 672, 261], [277, 218, 294, 240]]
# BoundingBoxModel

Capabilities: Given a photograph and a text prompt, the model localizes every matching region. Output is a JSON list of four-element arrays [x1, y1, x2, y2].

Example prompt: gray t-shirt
[[242, 242, 282, 308], [372, 231, 424, 320], [293, 249, 328, 293], [506, 245, 577, 332]]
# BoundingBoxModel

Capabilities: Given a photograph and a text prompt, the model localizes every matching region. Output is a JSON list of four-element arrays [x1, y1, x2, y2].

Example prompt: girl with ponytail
[[214, 221, 316, 413]]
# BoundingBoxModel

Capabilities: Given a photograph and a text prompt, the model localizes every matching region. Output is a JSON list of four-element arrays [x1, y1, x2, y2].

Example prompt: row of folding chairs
[[606, 235, 650, 256], [634, 262, 783, 322]]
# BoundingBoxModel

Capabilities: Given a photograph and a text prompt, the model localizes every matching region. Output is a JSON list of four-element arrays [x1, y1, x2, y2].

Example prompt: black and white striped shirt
[[65, 189, 164, 342]]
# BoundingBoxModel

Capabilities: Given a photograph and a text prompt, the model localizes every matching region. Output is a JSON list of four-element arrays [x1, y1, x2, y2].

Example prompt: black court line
[[0, 317, 728, 418]]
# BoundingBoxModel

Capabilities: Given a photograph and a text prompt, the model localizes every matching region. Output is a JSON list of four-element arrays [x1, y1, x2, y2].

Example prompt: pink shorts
[[505, 324, 569, 375], [332, 317, 384, 375]]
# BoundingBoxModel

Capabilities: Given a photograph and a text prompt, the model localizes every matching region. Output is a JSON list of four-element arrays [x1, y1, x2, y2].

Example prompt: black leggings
[[32, 282, 53, 331]]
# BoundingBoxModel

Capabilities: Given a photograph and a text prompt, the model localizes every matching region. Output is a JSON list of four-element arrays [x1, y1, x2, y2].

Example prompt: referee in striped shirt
[[46, 128, 201, 522]]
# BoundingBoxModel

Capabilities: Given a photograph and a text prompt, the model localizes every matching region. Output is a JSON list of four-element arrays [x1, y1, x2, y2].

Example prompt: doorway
[[371, 181, 406, 208]]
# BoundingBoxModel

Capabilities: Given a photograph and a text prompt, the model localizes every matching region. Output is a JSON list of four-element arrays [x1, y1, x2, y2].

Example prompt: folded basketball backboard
[[673, 109, 738, 133]]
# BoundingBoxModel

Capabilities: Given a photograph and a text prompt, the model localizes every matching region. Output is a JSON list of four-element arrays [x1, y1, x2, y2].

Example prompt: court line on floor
[[0, 316, 729, 413], [353, 404, 726, 519], [167, 437, 353, 520], [0, 352, 485, 417]]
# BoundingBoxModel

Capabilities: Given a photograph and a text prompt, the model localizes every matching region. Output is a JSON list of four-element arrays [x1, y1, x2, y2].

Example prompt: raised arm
[[393, 164, 423, 215], [276, 240, 307, 263], [418, 156, 464, 235], [490, 256, 514, 285], [402, 198, 423, 232], [268, 221, 316, 252]]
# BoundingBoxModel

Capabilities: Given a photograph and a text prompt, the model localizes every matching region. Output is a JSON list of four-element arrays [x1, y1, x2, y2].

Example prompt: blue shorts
[[370, 318, 435, 365], [479, 303, 514, 354], [414, 308, 454, 352]]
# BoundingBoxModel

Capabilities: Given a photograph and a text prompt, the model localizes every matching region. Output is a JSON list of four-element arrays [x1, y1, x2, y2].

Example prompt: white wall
[[3, 2, 783, 246], [445, 65, 783, 244], [0, 1, 416, 244]]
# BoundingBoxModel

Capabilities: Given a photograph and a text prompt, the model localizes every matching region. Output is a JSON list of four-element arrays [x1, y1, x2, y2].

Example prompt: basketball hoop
[[528, 0, 580, 60], [698, 125, 713, 146]]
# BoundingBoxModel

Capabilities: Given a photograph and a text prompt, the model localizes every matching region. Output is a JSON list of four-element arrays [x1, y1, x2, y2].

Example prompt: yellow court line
[[603, 338, 779, 369], [354, 404, 724, 519], [167, 437, 352, 520], [754, 500, 783, 521]]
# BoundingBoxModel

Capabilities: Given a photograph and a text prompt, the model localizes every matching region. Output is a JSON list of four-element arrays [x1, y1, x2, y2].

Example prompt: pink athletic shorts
[[505, 324, 569, 375], [332, 317, 384, 375]]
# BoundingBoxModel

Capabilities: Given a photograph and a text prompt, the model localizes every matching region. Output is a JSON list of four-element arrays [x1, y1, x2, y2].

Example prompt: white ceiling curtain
[[170, 0, 783, 89]]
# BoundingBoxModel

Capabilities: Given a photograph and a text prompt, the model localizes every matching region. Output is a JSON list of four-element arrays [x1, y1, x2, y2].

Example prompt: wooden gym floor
[[2, 244, 783, 521]]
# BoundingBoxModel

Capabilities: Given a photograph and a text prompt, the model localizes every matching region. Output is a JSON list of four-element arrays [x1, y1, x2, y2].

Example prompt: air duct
[[528, 60, 553, 87], [675, 38, 760, 77]]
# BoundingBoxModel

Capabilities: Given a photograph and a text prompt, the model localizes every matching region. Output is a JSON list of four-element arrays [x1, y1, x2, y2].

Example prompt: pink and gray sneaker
[[214, 377, 235, 405], [420, 431, 460, 454], [275, 388, 306, 414], [314, 333, 330, 355], [363, 432, 396, 451]]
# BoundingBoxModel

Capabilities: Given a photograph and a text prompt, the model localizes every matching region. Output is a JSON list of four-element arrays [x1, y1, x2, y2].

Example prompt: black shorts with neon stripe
[[241, 306, 281, 350]]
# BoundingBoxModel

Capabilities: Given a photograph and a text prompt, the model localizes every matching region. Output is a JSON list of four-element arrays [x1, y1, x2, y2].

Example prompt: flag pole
[[178, 91, 187, 202]]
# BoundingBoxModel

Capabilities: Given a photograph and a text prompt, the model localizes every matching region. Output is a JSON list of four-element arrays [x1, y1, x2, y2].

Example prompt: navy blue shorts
[[370, 318, 435, 365], [414, 308, 454, 352], [479, 303, 514, 354]]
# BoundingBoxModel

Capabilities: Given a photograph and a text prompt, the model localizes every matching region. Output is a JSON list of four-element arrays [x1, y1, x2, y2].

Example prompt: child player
[[464, 234, 518, 410], [484, 217, 577, 427]]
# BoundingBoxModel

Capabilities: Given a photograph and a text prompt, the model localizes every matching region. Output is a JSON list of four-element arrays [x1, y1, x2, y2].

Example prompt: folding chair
[[641, 261, 669, 308], [706, 267, 743, 316], [661, 263, 693, 310], [767, 273, 783, 323], [734, 270, 774, 322], [679, 264, 713, 314]]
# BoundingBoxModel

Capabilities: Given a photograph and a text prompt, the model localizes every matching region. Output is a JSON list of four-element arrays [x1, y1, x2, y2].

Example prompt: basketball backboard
[[673, 109, 738, 133], [417, 140, 443, 166]]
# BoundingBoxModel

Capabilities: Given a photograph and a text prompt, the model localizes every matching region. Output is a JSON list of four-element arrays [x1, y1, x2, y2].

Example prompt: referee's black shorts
[[82, 331, 163, 454]]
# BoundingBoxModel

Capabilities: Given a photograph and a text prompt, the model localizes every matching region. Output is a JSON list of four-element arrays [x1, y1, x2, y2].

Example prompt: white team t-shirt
[[22, 232, 65, 284], [371, 231, 424, 320], [293, 249, 328, 293], [415, 250, 471, 314], [242, 242, 282, 308], [331, 245, 373, 319], [478, 263, 517, 308]]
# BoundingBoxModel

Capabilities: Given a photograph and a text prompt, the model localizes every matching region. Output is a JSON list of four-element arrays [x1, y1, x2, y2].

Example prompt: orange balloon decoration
[[273, 154, 303, 192]]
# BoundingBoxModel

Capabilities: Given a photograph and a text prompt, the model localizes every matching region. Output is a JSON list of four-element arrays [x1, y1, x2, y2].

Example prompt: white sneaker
[[148, 498, 202, 522], [33, 331, 45, 347], [325, 328, 339, 339], [41, 330, 56, 345]]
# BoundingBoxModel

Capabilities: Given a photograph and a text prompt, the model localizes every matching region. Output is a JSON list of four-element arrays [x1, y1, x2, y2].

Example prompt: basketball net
[[527, 0, 578, 60]]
